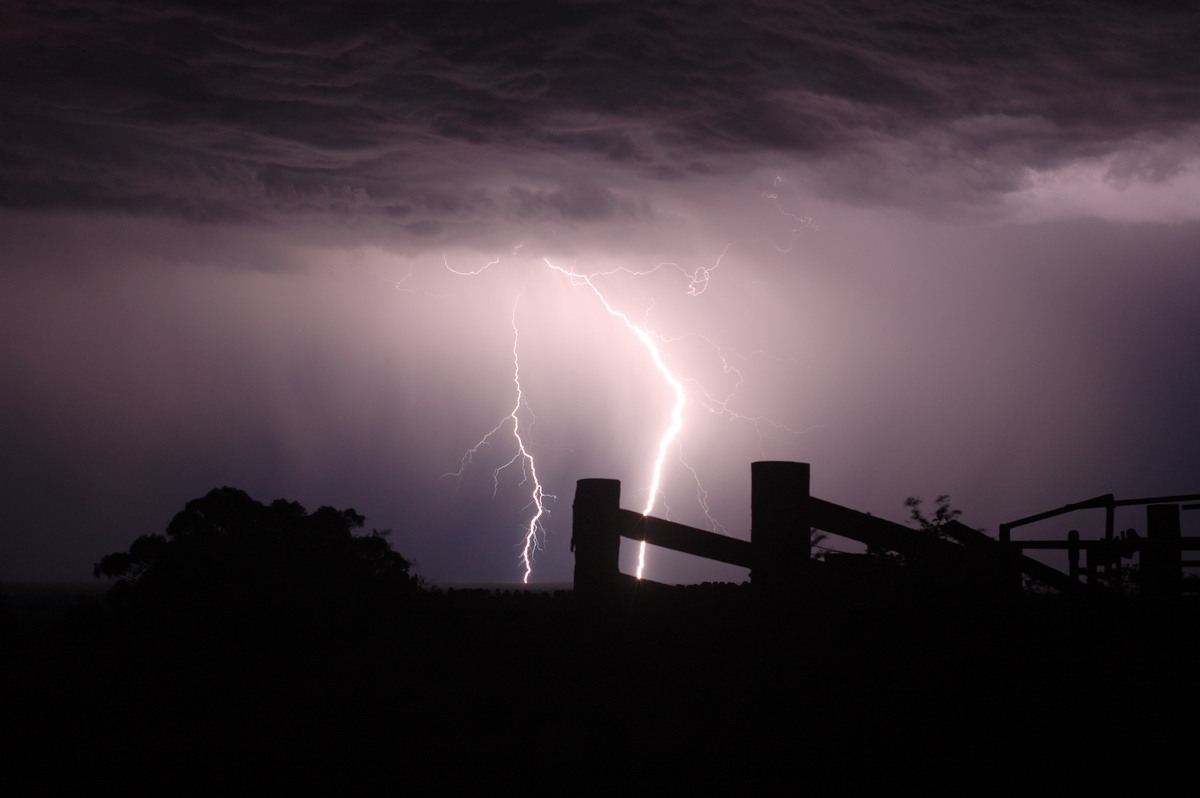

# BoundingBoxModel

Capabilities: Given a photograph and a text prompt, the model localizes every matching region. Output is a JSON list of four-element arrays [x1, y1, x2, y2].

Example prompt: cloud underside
[[3, 0, 1200, 232]]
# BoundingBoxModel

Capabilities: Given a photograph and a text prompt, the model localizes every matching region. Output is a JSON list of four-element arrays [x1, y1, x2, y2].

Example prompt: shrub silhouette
[[94, 486, 419, 639], [904, 494, 964, 539]]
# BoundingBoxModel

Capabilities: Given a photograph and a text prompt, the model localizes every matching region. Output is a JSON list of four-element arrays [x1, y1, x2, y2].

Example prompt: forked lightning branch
[[443, 189, 812, 583]]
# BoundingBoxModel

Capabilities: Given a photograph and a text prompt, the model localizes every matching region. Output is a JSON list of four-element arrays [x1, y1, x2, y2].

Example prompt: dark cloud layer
[[4, 0, 1199, 231]]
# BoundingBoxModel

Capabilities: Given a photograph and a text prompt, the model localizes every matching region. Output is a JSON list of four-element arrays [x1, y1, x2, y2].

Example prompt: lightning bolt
[[443, 182, 813, 583], [503, 299, 551, 583], [445, 291, 552, 584], [540, 258, 687, 578]]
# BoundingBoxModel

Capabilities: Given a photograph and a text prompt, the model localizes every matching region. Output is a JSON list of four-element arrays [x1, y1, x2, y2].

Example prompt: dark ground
[[3, 582, 1199, 793]]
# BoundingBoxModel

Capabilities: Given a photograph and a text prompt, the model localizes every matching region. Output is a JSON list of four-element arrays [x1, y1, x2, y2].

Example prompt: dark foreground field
[[4, 583, 1199, 792]]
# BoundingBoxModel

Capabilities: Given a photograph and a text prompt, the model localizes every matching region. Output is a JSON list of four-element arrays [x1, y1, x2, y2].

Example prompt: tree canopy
[[94, 487, 420, 637], [904, 494, 964, 540]]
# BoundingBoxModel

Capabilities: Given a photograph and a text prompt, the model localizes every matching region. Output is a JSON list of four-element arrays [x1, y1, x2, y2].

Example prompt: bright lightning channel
[[445, 293, 551, 584], [540, 258, 686, 578], [503, 300, 550, 584], [445, 181, 812, 583]]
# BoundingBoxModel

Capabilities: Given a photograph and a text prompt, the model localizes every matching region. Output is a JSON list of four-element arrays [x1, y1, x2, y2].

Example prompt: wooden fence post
[[572, 478, 622, 606], [751, 461, 811, 596], [1144, 504, 1182, 598], [1067, 530, 1081, 582]]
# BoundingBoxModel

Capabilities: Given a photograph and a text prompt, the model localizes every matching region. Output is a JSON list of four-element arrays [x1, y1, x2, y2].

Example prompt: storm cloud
[[4, 0, 1200, 231]]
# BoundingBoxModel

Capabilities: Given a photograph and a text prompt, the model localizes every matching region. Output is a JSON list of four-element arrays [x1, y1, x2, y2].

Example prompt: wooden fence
[[571, 461, 1087, 605]]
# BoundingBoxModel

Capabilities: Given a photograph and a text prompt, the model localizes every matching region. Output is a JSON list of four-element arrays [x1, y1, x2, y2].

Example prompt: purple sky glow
[[3, 1, 1199, 585]]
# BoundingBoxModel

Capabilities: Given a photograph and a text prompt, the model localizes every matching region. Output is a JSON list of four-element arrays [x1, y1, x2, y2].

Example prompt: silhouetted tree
[[904, 494, 963, 540], [94, 487, 420, 639], [860, 495, 969, 565]]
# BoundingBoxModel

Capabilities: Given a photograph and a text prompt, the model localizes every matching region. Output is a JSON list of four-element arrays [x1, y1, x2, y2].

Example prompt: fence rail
[[572, 461, 1200, 604]]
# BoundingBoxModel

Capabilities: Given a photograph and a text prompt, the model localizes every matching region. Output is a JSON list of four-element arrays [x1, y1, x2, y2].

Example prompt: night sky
[[3, 0, 1199, 586]]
